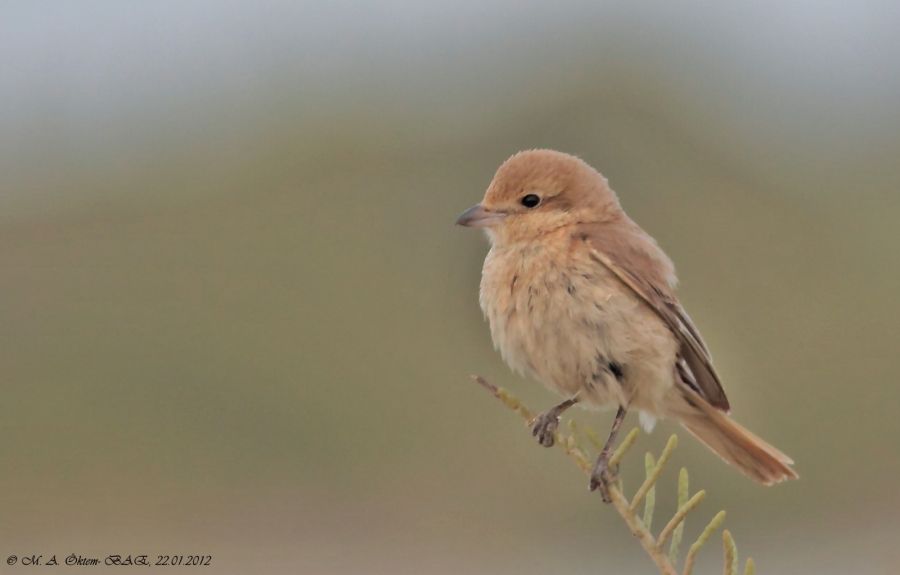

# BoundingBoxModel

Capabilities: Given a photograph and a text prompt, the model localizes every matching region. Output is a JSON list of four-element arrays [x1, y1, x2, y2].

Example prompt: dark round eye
[[520, 194, 541, 208]]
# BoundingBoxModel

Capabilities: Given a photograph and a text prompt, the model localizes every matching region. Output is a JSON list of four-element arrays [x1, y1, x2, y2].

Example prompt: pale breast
[[479, 230, 678, 413]]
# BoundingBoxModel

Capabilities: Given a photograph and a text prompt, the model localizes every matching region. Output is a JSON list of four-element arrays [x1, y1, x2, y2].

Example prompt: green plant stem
[[470, 375, 755, 575], [471, 376, 679, 575]]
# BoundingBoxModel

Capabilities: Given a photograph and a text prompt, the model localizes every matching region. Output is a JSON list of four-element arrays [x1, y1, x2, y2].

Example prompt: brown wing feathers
[[577, 222, 731, 412]]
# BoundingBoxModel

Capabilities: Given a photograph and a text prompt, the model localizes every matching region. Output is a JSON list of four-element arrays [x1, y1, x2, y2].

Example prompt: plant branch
[[472, 375, 678, 575], [469, 375, 758, 575]]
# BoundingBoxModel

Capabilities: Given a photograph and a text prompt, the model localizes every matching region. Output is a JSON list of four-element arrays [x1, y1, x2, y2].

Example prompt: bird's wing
[[577, 222, 731, 412]]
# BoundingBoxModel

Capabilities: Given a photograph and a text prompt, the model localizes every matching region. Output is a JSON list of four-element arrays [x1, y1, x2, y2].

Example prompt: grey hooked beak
[[455, 204, 507, 228]]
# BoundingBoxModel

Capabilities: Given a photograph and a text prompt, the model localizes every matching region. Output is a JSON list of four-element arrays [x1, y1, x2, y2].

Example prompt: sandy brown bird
[[457, 149, 797, 500]]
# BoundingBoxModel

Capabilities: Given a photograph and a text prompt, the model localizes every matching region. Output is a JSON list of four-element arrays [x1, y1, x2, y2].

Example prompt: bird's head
[[456, 149, 621, 244]]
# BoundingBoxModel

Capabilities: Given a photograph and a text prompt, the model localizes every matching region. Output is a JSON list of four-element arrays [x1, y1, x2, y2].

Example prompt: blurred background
[[2, 1, 899, 573]]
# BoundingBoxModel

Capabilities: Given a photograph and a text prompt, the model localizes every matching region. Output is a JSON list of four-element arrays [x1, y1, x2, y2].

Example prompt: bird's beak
[[455, 204, 506, 228]]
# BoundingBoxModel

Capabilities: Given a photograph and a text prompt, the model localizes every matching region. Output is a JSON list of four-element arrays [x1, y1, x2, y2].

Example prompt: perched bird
[[457, 150, 797, 500]]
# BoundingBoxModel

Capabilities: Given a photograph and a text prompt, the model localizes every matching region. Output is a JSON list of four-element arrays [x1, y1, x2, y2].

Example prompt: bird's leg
[[530, 396, 580, 448], [589, 405, 628, 503]]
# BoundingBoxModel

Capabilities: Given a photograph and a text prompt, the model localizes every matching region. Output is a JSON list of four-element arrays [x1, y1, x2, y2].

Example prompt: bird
[[456, 149, 797, 500]]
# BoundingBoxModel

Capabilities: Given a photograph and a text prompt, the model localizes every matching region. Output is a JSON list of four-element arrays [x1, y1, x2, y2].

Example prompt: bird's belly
[[480, 244, 677, 412]]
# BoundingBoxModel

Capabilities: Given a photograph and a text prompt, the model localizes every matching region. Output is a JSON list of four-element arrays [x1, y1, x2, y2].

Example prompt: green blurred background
[[2, 2, 899, 573]]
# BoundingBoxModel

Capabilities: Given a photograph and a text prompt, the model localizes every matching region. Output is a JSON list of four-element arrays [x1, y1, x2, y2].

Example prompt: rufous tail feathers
[[675, 386, 798, 485]]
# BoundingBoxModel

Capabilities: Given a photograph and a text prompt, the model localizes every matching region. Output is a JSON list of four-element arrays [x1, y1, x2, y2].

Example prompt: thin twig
[[683, 510, 727, 575], [723, 530, 738, 575], [609, 427, 640, 468], [669, 468, 689, 563], [643, 453, 657, 531], [471, 376, 678, 575], [469, 375, 755, 575], [657, 490, 706, 549], [631, 435, 678, 512]]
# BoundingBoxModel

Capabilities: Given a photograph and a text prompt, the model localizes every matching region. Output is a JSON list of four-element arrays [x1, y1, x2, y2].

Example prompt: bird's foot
[[530, 411, 561, 447], [589, 455, 618, 503]]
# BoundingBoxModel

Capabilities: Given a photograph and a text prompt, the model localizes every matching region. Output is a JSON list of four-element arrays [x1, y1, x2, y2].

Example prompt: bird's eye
[[520, 194, 541, 208]]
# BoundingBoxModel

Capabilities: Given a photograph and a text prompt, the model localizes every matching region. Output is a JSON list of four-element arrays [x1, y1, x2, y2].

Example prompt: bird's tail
[[674, 388, 798, 485]]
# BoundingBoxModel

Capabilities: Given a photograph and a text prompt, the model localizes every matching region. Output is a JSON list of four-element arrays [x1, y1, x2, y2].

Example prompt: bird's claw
[[589, 458, 617, 503], [530, 411, 560, 447]]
